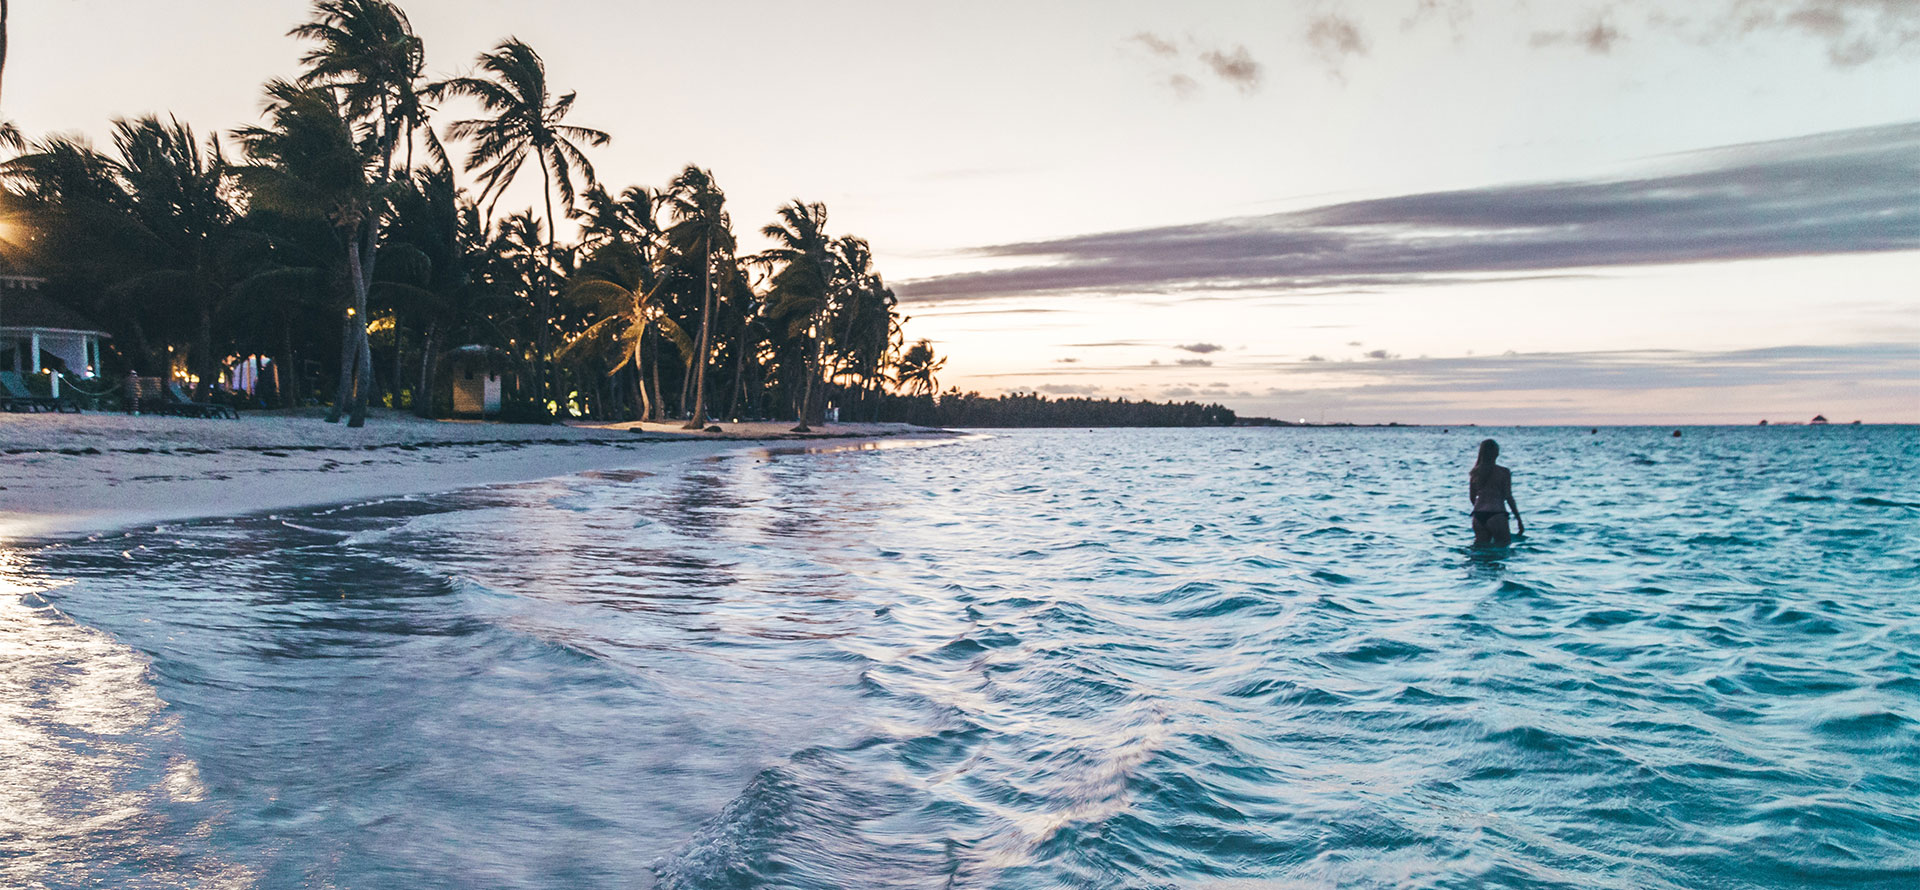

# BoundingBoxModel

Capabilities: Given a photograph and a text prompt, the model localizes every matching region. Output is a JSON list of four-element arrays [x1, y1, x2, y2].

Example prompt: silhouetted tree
[[429, 38, 608, 409]]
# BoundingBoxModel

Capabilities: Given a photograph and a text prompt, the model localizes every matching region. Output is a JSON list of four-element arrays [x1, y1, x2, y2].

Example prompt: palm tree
[[663, 165, 735, 428], [288, 0, 447, 419], [481, 208, 549, 394], [827, 235, 898, 420], [570, 183, 679, 418], [428, 38, 608, 411], [757, 200, 836, 431], [289, 0, 441, 173], [575, 183, 662, 253], [109, 116, 239, 397], [560, 238, 691, 422], [234, 81, 378, 426], [379, 165, 493, 416], [895, 339, 944, 397]]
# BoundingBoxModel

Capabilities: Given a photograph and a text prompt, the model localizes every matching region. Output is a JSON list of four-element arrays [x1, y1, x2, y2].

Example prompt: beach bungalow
[[0, 274, 109, 398], [445, 345, 507, 418]]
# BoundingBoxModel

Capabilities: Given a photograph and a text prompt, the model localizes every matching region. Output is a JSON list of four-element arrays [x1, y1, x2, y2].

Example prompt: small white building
[[446, 344, 504, 417], [1, 275, 109, 397]]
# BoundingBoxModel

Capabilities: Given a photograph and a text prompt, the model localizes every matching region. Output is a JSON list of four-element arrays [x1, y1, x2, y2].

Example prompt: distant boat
[[1811, 414, 1829, 424]]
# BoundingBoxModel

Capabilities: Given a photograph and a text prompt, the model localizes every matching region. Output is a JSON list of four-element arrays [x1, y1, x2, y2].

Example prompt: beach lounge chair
[[0, 371, 79, 413], [166, 382, 239, 419]]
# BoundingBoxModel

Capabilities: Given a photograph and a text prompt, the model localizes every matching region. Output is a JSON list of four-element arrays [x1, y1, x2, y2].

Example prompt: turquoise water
[[5, 426, 1918, 888]]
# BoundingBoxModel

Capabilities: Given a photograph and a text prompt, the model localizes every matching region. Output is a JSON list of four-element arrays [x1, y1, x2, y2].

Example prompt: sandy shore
[[0, 409, 951, 540]]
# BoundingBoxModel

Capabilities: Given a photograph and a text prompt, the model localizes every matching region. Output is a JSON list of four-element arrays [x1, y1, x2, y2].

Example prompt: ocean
[[4, 426, 1917, 889]]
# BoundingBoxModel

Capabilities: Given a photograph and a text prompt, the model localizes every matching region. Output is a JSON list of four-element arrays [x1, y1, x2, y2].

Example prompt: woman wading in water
[[1469, 439, 1523, 546]]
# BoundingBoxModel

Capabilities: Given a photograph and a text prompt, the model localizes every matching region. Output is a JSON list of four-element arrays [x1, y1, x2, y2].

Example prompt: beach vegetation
[[0, 0, 1237, 429]]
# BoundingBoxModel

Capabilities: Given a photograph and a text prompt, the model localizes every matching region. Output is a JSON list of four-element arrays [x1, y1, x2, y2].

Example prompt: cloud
[[1037, 383, 1103, 395], [1289, 1, 1919, 68], [1122, 31, 1265, 95], [1364, 349, 1397, 360], [1177, 358, 1214, 366], [1263, 341, 1920, 394], [1715, 0, 1920, 66], [1304, 354, 1329, 362], [1308, 13, 1370, 58], [1243, 341, 1919, 422], [1054, 357, 1080, 363], [1130, 31, 1180, 57], [1163, 386, 1197, 398], [1199, 46, 1263, 92], [1530, 17, 1625, 53], [899, 121, 1920, 302], [1177, 342, 1224, 353]]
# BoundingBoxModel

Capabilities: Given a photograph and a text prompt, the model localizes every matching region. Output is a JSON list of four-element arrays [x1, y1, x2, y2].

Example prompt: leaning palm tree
[[427, 38, 608, 410], [560, 239, 690, 421], [663, 165, 735, 428], [278, 0, 435, 423], [234, 80, 379, 426]]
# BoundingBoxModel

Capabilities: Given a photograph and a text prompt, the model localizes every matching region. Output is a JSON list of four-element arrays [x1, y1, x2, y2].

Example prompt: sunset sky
[[7, 0, 1917, 423]]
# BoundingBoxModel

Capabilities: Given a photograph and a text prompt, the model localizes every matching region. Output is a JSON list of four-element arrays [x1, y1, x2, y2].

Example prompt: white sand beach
[[0, 410, 948, 540]]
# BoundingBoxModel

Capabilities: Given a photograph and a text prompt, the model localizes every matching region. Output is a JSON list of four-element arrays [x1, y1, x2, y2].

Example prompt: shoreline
[[0, 410, 958, 542]]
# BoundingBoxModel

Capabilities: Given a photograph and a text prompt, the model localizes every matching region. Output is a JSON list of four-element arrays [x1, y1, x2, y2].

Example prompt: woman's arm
[[1504, 469, 1523, 533]]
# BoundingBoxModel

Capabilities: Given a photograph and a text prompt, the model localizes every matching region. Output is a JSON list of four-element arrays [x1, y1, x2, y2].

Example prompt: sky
[[6, 0, 1918, 423]]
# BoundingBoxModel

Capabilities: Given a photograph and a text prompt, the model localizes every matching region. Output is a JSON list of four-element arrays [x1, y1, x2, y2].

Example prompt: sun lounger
[[166, 382, 239, 419], [0, 371, 80, 413]]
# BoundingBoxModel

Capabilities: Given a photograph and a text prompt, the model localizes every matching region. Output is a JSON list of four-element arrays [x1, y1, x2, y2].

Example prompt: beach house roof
[[0, 279, 108, 336]]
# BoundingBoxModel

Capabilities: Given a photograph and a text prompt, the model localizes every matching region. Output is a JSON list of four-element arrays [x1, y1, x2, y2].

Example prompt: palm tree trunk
[[192, 302, 216, 401], [647, 327, 665, 421], [279, 319, 298, 409], [537, 161, 562, 416], [1, 0, 9, 109], [392, 320, 406, 409], [806, 321, 828, 427], [727, 323, 748, 421], [327, 311, 354, 422], [791, 372, 812, 432], [416, 321, 438, 417], [346, 229, 375, 428], [349, 324, 372, 427], [684, 242, 713, 429]]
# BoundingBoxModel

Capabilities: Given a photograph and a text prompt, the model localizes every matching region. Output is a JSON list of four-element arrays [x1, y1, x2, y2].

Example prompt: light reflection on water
[[8, 426, 1920, 889], [0, 551, 250, 889]]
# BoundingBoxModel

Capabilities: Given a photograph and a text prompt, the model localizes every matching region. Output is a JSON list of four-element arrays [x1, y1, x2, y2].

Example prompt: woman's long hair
[[1472, 438, 1500, 488]]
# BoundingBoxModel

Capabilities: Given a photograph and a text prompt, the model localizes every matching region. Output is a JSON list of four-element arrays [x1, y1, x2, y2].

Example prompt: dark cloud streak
[[899, 122, 1920, 302]]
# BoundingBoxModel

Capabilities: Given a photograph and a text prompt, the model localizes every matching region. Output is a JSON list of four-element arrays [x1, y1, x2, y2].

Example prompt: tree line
[[0, 0, 1241, 430], [0, 0, 940, 429]]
